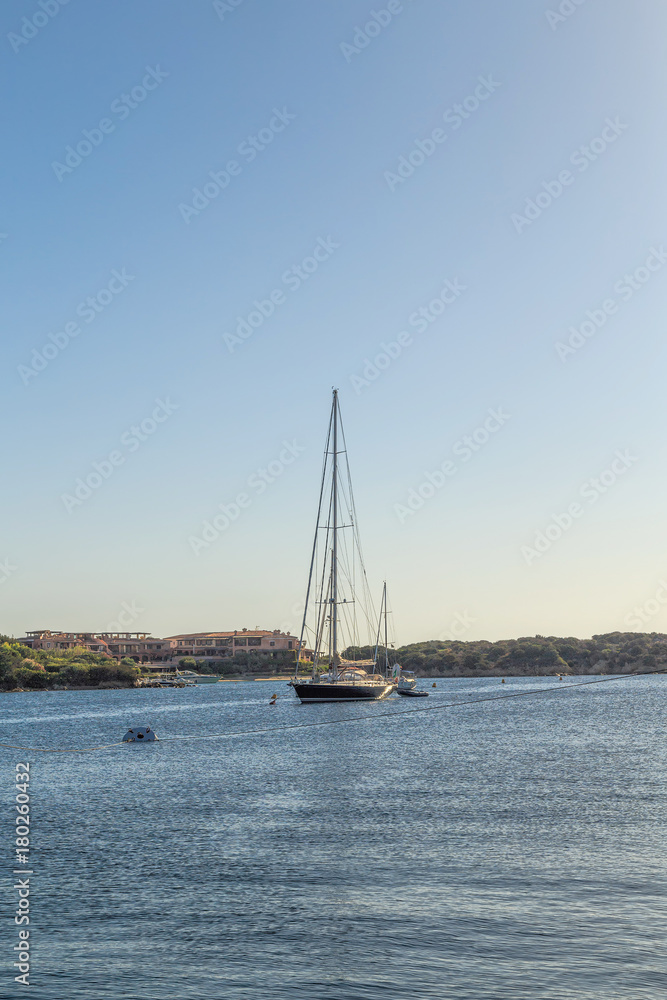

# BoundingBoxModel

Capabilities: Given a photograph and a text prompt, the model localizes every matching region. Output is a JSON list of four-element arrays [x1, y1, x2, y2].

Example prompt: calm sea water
[[1, 676, 666, 1000]]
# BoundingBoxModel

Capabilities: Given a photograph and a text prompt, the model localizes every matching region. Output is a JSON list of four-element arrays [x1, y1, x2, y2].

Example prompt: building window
[[288, 641, 293, 649], [248, 638, 261, 646], [270, 641, 275, 646], [234, 638, 246, 646]]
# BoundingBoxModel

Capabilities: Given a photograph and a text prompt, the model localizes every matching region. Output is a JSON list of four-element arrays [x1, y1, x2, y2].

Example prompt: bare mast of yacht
[[298, 387, 346, 678], [331, 388, 339, 680], [291, 389, 395, 701], [294, 388, 344, 679], [293, 394, 334, 681]]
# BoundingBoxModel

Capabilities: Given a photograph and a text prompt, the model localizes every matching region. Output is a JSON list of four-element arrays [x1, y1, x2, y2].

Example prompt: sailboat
[[373, 584, 428, 696], [373, 580, 396, 680], [291, 389, 395, 703]]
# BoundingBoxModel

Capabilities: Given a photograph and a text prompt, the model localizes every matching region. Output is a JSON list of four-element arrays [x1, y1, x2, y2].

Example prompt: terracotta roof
[[165, 630, 293, 640]]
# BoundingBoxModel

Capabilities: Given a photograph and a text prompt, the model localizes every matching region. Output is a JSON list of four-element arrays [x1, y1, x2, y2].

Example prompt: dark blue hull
[[293, 681, 394, 703]]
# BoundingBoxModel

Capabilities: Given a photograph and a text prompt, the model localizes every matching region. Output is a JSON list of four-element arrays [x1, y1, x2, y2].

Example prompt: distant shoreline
[[1, 675, 299, 693]]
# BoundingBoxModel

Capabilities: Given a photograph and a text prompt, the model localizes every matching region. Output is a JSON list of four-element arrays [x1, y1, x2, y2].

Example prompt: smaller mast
[[373, 581, 389, 677]]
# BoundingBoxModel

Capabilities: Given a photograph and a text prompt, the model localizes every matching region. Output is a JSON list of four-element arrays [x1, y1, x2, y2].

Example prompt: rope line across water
[[0, 668, 664, 753]]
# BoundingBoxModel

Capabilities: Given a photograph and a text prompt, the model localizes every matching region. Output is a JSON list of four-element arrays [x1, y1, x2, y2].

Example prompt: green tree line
[[4, 630, 665, 691], [0, 638, 140, 691], [344, 631, 667, 677]]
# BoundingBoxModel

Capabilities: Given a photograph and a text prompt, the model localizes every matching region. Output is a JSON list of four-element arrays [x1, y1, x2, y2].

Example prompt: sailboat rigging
[[373, 580, 393, 680], [292, 389, 395, 703]]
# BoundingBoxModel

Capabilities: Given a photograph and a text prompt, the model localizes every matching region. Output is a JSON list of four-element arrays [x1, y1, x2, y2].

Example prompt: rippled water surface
[[1, 676, 666, 999]]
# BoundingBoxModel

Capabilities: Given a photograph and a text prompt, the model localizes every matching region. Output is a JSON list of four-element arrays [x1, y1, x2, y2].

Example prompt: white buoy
[[123, 725, 157, 742]]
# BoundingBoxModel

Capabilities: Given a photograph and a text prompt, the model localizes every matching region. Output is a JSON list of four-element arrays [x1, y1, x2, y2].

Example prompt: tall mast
[[331, 388, 339, 678], [383, 581, 388, 677], [296, 401, 334, 681]]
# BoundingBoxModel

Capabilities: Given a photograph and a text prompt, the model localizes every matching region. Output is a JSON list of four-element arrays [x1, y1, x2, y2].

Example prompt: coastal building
[[18, 630, 170, 663], [18, 627, 313, 664], [165, 628, 310, 661]]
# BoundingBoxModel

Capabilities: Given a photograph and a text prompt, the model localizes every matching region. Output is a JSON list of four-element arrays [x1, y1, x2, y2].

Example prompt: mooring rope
[[0, 667, 664, 754]]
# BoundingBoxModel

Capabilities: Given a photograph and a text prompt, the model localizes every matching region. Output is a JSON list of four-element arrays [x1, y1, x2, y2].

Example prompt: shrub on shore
[[0, 640, 140, 691]]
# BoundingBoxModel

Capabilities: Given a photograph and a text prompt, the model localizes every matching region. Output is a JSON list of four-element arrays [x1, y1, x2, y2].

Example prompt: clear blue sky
[[2, 0, 667, 644]]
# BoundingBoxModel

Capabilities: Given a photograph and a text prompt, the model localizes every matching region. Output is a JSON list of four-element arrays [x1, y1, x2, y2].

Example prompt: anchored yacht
[[291, 389, 395, 704]]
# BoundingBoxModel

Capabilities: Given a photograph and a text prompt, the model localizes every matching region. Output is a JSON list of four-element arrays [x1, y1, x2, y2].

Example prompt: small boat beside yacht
[[396, 669, 429, 697]]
